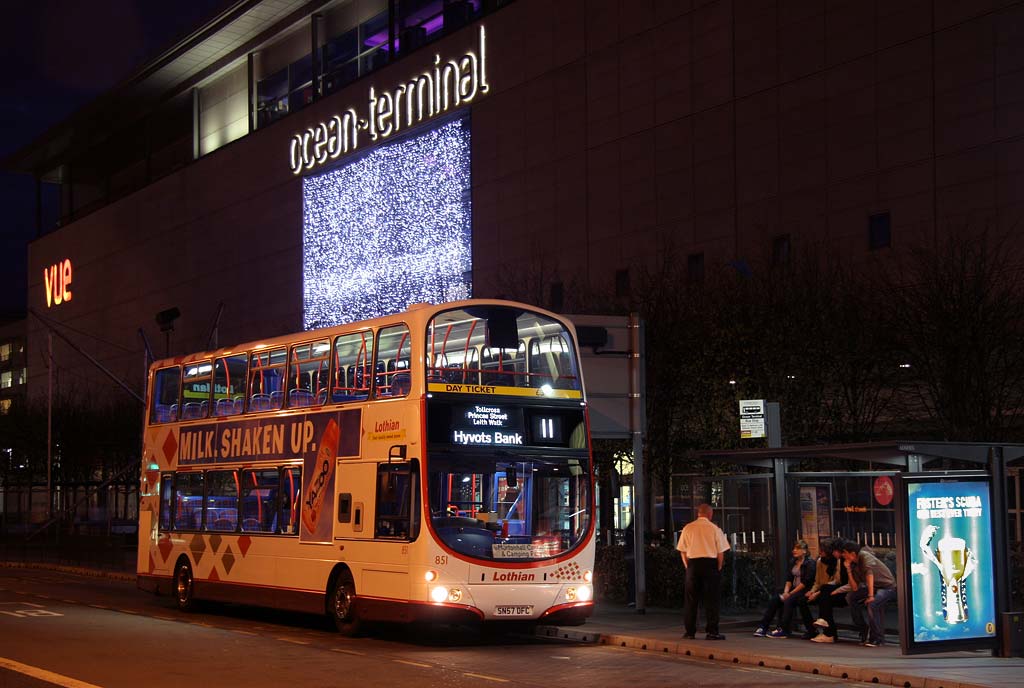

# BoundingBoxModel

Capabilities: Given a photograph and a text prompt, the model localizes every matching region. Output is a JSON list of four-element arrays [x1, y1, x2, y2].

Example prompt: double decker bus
[[137, 300, 594, 633]]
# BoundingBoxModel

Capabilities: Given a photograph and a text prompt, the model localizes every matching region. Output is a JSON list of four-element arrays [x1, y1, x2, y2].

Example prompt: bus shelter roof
[[697, 440, 1024, 470]]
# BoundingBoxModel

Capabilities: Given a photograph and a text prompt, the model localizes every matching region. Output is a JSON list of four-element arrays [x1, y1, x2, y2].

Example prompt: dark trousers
[[684, 558, 721, 635], [758, 589, 813, 634], [815, 584, 848, 638]]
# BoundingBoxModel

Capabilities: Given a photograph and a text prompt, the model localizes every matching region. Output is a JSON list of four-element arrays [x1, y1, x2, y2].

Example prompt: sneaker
[[752, 627, 766, 637], [810, 634, 835, 643], [863, 641, 878, 647], [813, 617, 829, 628], [767, 629, 789, 638]]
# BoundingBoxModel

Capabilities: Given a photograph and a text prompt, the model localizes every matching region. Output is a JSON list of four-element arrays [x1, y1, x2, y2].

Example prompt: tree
[[885, 231, 1024, 441]]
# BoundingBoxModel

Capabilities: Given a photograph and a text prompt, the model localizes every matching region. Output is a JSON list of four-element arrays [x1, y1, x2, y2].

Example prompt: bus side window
[[375, 324, 410, 397], [375, 463, 411, 539], [241, 468, 278, 533], [333, 331, 373, 402], [174, 472, 204, 530], [205, 470, 239, 532], [182, 361, 213, 419], [279, 467, 301, 534], [150, 367, 181, 424], [159, 474, 174, 530], [249, 348, 286, 412]]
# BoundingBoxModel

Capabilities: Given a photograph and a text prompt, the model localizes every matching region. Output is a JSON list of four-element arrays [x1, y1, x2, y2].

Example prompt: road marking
[[463, 672, 509, 683], [393, 660, 432, 668], [232, 629, 258, 636], [277, 637, 311, 645], [332, 648, 365, 656], [117, 609, 139, 615], [89, 604, 109, 610], [0, 657, 104, 688], [61, 600, 77, 605]]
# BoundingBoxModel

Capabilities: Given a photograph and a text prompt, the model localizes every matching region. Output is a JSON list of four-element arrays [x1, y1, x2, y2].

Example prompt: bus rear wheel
[[329, 573, 363, 636], [174, 561, 196, 612]]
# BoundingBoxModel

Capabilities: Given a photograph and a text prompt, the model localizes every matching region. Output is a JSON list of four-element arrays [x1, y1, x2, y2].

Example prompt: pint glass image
[[920, 525, 976, 624]]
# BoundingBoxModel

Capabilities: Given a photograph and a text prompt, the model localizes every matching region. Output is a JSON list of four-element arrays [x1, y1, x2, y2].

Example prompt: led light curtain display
[[302, 116, 471, 329]]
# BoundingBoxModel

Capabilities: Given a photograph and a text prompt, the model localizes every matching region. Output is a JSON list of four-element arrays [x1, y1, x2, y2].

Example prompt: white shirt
[[676, 516, 731, 559]]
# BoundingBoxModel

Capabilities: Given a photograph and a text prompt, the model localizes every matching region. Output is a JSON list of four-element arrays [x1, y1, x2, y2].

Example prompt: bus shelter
[[684, 441, 1024, 631]]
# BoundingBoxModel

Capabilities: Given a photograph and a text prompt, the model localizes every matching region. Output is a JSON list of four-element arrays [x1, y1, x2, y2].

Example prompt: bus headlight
[[425, 570, 438, 582], [430, 586, 449, 603], [566, 585, 592, 602], [583, 570, 593, 583]]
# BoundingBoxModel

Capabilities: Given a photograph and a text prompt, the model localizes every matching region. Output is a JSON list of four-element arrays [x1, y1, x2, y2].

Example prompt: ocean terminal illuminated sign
[[43, 258, 73, 308], [289, 25, 489, 175]]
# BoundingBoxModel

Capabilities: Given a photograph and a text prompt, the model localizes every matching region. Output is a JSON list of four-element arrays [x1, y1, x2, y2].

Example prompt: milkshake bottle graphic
[[302, 419, 340, 536], [920, 524, 977, 624]]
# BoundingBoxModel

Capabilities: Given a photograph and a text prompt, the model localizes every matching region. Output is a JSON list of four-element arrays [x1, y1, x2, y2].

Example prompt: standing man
[[677, 503, 731, 640]]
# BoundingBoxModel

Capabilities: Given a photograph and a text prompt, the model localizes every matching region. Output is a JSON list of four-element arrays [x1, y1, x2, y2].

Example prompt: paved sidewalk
[[539, 602, 1024, 688]]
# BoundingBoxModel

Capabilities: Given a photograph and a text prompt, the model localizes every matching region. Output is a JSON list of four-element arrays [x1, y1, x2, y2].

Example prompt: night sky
[[0, 0, 230, 319]]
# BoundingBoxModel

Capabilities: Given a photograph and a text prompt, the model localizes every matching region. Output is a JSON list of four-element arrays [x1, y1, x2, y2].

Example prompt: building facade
[[6, 0, 1024, 404]]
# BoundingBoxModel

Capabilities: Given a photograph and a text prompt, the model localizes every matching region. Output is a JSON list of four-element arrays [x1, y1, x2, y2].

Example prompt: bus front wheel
[[329, 573, 363, 636], [174, 561, 196, 612]]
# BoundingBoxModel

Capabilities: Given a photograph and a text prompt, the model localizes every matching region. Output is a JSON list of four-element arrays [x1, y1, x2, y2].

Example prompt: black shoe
[[682, 633, 696, 639], [801, 631, 817, 640], [705, 633, 726, 640]]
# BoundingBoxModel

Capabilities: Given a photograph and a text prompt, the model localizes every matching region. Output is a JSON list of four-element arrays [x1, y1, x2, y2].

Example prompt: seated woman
[[753, 539, 817, 639], [805, 537, 850, 643]]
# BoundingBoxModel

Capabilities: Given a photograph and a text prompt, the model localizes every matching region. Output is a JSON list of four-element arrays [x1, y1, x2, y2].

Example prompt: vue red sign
[[44, 259, 73, 307]]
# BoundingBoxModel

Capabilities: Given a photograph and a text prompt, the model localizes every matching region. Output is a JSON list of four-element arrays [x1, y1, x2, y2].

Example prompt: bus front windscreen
[[427, 453, 591, 562]]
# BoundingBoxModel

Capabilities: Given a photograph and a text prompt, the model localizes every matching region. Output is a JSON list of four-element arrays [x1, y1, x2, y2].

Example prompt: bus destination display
[[452, 404, 525, 446]]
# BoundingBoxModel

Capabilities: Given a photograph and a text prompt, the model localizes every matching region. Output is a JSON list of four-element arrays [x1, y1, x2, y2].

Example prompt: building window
[[615, 269, 630, 298], [550, 282, 564, 312], [687, 253, 705, 284], [772, 234, 791, 266], [869, 212, 891, 250], [0, 343, 10, 362], [14, 368, 26, 386], [0, 398, 11, 414], [1, 371, 10, 389]]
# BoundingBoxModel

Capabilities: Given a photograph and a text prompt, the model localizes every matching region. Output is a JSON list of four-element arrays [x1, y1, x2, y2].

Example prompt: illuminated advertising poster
[[896, 473, 997, 653]]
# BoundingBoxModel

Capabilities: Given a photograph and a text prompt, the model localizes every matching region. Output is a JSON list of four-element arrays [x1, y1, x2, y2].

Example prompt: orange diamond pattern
[[551, 561, 582, 581], [237, 535, 251, 557], [222, 547, 235, 575], [161, 430, 178, 464], [158, 536, 174, 563]]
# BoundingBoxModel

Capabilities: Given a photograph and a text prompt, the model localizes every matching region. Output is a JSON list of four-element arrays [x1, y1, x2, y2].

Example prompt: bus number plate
[[494, 605, 533, 617]]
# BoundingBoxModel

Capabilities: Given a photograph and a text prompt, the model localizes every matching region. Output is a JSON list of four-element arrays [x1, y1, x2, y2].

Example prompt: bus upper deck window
[[150, 367, 181, 424]]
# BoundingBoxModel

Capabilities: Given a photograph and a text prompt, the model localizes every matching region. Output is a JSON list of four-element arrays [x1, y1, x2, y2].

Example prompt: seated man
[[840, 540, 897, 647], [753, 540, 816, 638]]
